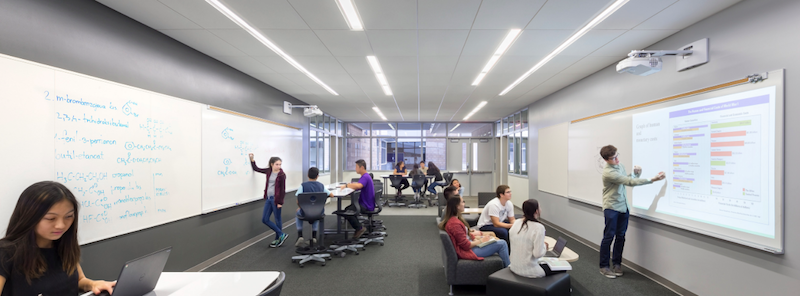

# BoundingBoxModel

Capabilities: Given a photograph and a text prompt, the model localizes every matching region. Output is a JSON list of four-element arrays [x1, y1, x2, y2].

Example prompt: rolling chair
[[408, 174, 428, 208], [257, 271, 285, 296], [478, 192, 495, 208], [330, 190, 365, 257], [359, 203, 385, 246], [291, 193, 331, 267], [387, 175, 406, 207]]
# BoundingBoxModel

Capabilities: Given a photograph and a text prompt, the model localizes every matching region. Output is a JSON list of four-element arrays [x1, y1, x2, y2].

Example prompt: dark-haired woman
[[509, 199, 562, 278], [250, 153, 288, 248], [426, 162, 445, 196], [0, 181, 116, 295], [392, 161, 410, 196], [439, 195, 510, 268]]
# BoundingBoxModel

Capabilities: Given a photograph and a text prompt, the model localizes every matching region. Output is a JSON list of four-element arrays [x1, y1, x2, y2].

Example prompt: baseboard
[[539, 218, 698, 296], [185, 220, 296, 272]]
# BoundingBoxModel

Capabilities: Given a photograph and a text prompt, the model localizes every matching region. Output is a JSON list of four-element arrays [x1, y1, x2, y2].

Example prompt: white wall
[[527, 0, 800, 294], [508, 175, 529, 207]]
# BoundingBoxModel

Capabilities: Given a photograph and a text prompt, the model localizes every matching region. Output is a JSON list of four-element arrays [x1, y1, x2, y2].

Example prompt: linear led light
[[499, 0, 630, 96], [206, 0, 338, 95], [372, 107, 387, 120], [367, 56, 393, 96], [335, 0, 364, 31], [463, 101, 488, 120], [449, 123, 461, 133], [388, 123, 395, 130], [472, 29, 521, 86]]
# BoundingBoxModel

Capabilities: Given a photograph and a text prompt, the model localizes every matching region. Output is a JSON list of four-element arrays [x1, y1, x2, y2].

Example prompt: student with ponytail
[[508, 199, 563, 278]]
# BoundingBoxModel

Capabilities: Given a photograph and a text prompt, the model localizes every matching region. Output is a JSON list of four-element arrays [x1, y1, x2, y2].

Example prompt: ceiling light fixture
[[206, 0, 338, 95], [499, 0, 630, 96], [472, 29, 521, 86], [463, 101, 488, 120], [367, 56, 393, 96], [335, 0, 364, 31], [372, 107, 387, 120]]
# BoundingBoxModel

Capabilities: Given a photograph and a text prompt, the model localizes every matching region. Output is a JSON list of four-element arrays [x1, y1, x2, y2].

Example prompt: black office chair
[[408, 174, 427, 208], [291, 193, 331, 267], [359, 203, 385, 246], [351, 177, 361, 183], [387, 175, 406, 207], [330, 190, 364, 257], [478, 192, 494, 208], [442, 172, 454, 191], [257, 271, 285, 296]]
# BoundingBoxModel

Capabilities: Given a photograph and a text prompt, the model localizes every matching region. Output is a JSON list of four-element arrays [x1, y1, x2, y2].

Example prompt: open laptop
[[81, 247, 172, 296], [544, 237, 568, 258]]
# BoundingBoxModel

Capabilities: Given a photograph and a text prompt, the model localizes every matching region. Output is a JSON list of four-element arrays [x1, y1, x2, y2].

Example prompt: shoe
[[311, 238, 317, 246], [269, 239, 279, 248], [295, 237, 306, 247], [276, 233, 289, 247], [353, 227, 367, 239], [600, 267, 617, 279], [612, 264, 623, 276]]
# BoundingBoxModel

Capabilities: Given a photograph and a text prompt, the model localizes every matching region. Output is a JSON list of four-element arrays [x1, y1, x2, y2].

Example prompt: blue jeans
[[428, 181, 445, 195], [599, 209, 629, 268], [262, 196, 283, 237], [295, 208, 319, 232], [472, 239, 510, 267], [479, 219, 510, 243]]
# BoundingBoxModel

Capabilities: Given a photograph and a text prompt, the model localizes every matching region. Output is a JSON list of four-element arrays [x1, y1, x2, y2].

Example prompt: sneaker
[[311, 238, 317, 246], [612, 264, 623, 276], [353, 227, 367, 239], [269, 239, 279, 248], [600, 267, 617, 279], [276, 233, 289, 247], [295, 237, 306, 247]]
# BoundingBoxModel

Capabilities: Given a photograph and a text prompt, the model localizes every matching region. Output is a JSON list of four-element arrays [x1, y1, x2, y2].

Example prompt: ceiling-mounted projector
[[616, 54, 663, 76], [617, 38, 709, 76], [303, 106, 323, 117], [283, 101, 323, 117]]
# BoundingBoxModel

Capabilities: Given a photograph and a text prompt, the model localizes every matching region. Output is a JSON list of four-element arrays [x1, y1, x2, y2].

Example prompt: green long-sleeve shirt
[[602, 163, 652, 212]]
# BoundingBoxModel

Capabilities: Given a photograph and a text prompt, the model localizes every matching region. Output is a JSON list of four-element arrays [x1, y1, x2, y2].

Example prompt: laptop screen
[[553, 237, 568, 254]]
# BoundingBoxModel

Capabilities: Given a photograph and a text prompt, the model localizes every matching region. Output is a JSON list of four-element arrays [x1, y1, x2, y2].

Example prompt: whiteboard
[[538, 122, 569, 197], [0, 53, 203, 244], [201, 108, 302, 213]]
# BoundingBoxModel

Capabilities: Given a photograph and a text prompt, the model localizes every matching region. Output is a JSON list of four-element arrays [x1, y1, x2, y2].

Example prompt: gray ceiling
[[97, 0, 740, 122]]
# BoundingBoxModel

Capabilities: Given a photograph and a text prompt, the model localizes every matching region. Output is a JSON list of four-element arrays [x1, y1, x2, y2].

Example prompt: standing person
[[439, 195, 510, 268], [339, 159, 375, 239], [449, 179, 464, 196], [598, 145, 665, 279], [250, 153, 289, 248], [476, 185, 516, 244], [392, 161, 410, 197], [509, 199, 564, 278], [0, 181, 116, 295], [426, 162, 445, 196], [294, 167, 334, 248]]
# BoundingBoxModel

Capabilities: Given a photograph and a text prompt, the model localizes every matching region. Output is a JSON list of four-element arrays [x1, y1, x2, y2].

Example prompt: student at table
[[250, 154, 289, 248], [439, 195, 510, 267], [443, 185, 458, 201], [408, 164, 425, 199], [426, 162, 445, 196], [339, 159, 375, 239], [392, 161, 410, 197], [509, 199, 565, 278], [294, 167, 333, 248], [476, 185, 516, 244], [449, 179, 463, 196], [419, 161, 428, 191], [0, 181, 116, 295]]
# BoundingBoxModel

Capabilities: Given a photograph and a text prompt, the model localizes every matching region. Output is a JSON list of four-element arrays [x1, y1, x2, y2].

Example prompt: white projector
[[303, 106, 323, 117], [616, 56, 662, 76]]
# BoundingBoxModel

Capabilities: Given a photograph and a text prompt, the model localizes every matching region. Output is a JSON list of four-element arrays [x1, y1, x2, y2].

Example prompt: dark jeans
[[343, 204, 362, 231], [599, 209, 629, 268], [262, 196, 283, 237], [479, 219, 510, 243], [396, 179, 410, 194]]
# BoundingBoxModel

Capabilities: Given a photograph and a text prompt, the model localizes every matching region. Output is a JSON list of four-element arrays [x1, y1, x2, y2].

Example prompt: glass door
[[446, 138, 494, 196]]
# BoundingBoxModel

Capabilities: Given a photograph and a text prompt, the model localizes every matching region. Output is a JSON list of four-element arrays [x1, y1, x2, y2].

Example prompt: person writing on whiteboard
[[338, 159, 374, 239], [0, 181, 116, 295], [476, 185, 516, 246], [598, 145, 665, 279], [250, 154, 289, 248]]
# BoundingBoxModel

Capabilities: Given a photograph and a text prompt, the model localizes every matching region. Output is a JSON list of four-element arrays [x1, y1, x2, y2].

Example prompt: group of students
[[391, 160, 455, 198], [438, 185, 563, 279]]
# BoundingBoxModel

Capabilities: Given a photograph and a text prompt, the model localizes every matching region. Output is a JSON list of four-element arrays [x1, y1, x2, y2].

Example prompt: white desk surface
[[146, 272, 280, 296], [463, 208, 483, 214], [329, 187, 354, 197], [545, 236, 579, 262]]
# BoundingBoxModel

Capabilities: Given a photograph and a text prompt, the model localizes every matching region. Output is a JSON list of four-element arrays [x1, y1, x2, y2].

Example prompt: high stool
[[291, 192, 331, 267], [330, 190, 364, 257], [408, 174, 428, 208], [359, 204, 385, 246], [387, 175, 406, 207]]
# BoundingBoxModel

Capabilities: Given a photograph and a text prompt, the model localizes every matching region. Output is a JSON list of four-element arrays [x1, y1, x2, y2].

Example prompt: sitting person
[[449, 179, 464, 196], [408, 164, 425, 199], [476, 185, 516, 244], [443, 185, 458, 201], [339, 159, 375, 239], [294, 167, 334, 248], [439, 195, 510, 268], [509, 199, 565, 278], [392, 161, 410, 197], [0, 181, 116, 295], [426, 162, 445, 196]]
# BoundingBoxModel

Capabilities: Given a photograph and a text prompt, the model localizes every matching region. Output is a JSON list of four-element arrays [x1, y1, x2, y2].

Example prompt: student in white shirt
[[476, 185, 516, 244], [509, 199, 565, 278]]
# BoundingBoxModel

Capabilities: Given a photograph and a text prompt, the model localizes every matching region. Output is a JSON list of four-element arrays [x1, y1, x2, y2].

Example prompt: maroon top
[[444, 216, 483, 261], [251, 162, 286, 205]]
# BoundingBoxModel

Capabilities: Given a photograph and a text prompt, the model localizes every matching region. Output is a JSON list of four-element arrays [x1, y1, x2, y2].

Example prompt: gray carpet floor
[[204, 215, 679, 296]]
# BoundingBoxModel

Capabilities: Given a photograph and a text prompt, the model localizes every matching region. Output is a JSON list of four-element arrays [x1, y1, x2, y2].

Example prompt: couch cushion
[[486, 267, 571, 296]]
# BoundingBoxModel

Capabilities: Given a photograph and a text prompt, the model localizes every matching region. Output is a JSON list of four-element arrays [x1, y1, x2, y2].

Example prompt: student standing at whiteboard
[[0, 181, 116, 295], [250, 154, 289, 248], [598, 145, 665, 279]]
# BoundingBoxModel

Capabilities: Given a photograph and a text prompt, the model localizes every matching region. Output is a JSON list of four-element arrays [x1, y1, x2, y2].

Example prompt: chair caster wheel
[[299, 264, 304, 268], [322, 263, 326, 266], [339, 252, 346, 258], [380, 243, 384, 246]]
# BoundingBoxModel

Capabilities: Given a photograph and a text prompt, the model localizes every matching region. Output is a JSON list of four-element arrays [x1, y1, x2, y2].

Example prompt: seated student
[[449, 179, 464, 196], [419, 161, 429, 193], [339, 159, 375, 239], [408, 164, 425, 199], [392, 161, 410, 196], [439, 195, 509, 267], [443, 185, 458, 201], [0, 181, 116, 295], [509, 199, 564, 278], [426, 162, 445, 195], [476, 185, 516, 244], [295, 167, 334, 248]]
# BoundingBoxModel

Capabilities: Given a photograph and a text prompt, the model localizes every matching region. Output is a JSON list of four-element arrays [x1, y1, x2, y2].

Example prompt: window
[[515, 132, 521, 174], [423, 123, 447, 137], [310, 130, 318, 168], [323, 136, 330, 173], [398, 123, 421, 137], [521, 109, 528, 129], [521, 130, 528, 175], [448, 123, 493, 137], [323, 115, 330, 132], [337, 121, 343, 136], [373, 138, 395, 171], [397, 139, 423, 168], [496, 120, 501, 136], [473, 142, 478, 171], [345, 137, 370, 170], [503, 118, 508, 134], [462, 143, 468, 171], [372, 122, 396, 137], [347, 123, 370, 136], [422, 138, 446, 169], [508, 135, 514, 173]]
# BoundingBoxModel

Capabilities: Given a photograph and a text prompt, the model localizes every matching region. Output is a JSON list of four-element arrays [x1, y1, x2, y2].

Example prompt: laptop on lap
[[81, 247, 172, 296], [544, 237, 567, 258]]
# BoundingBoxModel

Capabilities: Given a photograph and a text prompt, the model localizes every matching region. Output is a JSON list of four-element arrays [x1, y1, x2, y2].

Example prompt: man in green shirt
[[599, 145, 665, 279]]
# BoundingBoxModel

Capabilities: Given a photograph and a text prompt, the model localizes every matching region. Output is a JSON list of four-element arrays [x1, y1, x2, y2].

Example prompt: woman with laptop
[[0, 181, 116, 295], [508, 199, 565, 278]]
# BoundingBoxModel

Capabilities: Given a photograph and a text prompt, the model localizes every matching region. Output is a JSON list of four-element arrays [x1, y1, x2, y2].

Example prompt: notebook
[[539, 257, 573, 271], [81, 247, 172, 296], [477, 237, 498, 248], [544, 236, 568, 258]]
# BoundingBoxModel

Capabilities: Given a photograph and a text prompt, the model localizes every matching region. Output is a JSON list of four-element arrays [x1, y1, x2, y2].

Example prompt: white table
[[545, 236, 580, 262], [146, 272, 280, 296], [325, 186, 354, 235]]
